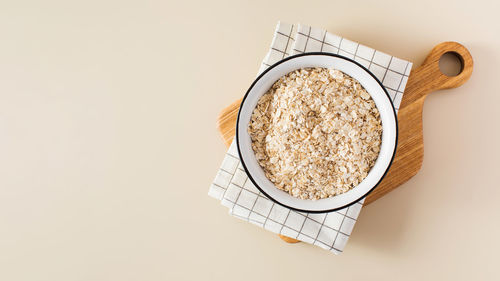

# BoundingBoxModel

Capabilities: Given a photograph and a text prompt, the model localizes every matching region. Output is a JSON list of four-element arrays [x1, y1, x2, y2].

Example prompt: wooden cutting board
[[216, 41, 473, 243]]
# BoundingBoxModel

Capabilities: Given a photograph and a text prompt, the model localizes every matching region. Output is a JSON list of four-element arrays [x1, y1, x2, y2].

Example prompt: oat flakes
[[248, 67, 382, 200]]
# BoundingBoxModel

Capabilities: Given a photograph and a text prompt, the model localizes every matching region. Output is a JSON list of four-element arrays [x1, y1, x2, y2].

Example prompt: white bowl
[[236, 53, 398, 213]]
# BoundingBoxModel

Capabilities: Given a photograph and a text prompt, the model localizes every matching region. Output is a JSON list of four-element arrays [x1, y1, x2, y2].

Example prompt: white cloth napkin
[[209, 22, 412, 254]]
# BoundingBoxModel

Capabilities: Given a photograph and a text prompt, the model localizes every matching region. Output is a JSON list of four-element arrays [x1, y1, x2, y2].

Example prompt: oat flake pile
[[248, 67, 382, 200]]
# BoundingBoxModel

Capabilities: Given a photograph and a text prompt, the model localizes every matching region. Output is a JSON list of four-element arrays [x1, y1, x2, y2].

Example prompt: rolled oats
[[248, 67, 382, 200]]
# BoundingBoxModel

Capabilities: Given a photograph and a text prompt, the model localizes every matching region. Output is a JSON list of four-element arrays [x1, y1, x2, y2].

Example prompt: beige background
[[1, 0, 499, 280]]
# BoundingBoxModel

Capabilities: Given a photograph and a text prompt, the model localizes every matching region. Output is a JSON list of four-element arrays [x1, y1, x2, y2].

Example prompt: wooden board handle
[[401, 41, 473, 108]]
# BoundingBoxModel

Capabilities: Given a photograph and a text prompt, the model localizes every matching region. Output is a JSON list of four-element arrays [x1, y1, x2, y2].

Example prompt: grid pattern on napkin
[[208, 22, 413, 254]]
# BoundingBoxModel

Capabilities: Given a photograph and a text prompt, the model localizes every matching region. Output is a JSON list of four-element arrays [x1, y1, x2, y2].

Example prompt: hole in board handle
[[439, 51, 464, 77]]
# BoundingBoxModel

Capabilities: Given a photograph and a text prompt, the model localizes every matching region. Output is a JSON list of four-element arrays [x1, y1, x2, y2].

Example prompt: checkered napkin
[[209, 22, 412, 254]]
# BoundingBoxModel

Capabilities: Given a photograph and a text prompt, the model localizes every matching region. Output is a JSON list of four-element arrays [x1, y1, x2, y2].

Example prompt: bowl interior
[[236, 53, 397, 213]]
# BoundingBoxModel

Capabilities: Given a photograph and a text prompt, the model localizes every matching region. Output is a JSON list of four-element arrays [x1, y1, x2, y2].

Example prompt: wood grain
[[216, 41, 473, 243]]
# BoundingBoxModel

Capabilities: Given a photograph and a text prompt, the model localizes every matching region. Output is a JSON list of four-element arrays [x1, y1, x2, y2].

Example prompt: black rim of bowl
[[236, 52, 399, 213]]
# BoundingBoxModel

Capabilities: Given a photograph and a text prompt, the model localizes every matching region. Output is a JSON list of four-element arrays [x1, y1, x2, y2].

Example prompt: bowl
[[236, 52, 398, 213]]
